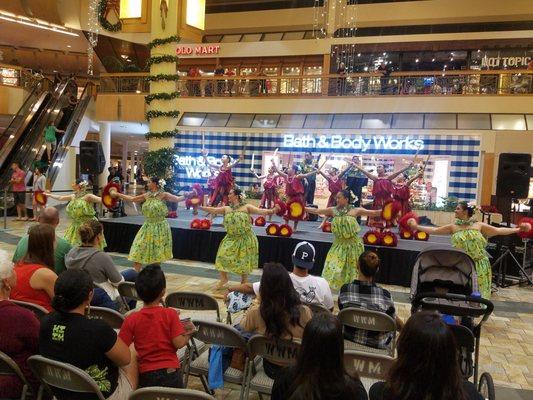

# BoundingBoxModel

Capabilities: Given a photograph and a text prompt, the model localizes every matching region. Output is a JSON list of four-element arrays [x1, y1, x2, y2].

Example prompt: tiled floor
[[2, 212, 532, 399]]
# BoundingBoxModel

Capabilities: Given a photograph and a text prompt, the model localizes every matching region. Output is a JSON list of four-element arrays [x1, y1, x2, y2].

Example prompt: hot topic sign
[[282, 134, 424, 152], [176, 45, 220, 56]]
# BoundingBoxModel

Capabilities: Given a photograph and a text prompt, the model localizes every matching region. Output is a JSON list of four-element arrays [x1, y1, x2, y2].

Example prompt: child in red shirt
[[119, 264, 191, 388]]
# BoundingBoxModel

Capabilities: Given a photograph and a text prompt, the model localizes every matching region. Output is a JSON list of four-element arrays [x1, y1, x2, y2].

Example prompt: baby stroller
[[410, 246, 496, 400]]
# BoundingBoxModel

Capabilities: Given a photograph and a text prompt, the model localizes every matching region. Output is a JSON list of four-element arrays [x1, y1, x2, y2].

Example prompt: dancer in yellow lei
[[408, 201, 531, 298], [115, 177, 185, 271], [306, 189, 382, 290], [46, 179, 104, 249], [200, 186, 277, 289]]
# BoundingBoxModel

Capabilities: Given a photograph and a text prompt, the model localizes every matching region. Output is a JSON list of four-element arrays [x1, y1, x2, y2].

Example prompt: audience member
[[11, 224, 57, 312], [240, 262, 312, 379], [369, 311, 483, 400], [338, 251, 403, 350], [10, 162, 28, 221], [13, 207, 72, 274], [0, 250, 40, 399], [272, 313, 368, 400], [39, 269, 136, 399], [32, 167, 46, 221], [65, 219, 137, 310], [228, 241, 334, 310], [119, 264, 190, 388]]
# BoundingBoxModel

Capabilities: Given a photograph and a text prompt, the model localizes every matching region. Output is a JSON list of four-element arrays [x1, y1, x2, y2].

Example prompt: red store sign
[[176, 45, 221, 56]]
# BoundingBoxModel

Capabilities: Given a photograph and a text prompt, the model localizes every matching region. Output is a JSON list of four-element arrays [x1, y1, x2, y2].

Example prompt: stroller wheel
[[478, 372, 495, 400]]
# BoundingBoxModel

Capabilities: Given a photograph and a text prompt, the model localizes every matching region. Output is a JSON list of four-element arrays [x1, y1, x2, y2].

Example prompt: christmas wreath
[[148, 35, 180, 49], [145, 110, 180, 121], [145, 130, 180, 140], [146, 74, 181, 82], [145, 55, 180, 69], [98, 0, 122, 32], [145, 91, 181, 104]]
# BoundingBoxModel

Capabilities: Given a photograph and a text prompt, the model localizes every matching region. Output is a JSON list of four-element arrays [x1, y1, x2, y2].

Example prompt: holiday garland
[[145, 91, 181, 104], [98, 0, 122, 32], [145, 129, 180, 140], [146, 74, 181, 82], [147, 35, 181, 49], [146, 110, 180, 121], [145, 55, 180, 69]]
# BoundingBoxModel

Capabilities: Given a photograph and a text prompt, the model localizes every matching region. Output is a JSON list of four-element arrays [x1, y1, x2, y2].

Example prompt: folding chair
[[338, 308, 397, 356], [117, 281, 141, 311], [129, 387, 215, 400], [27, 355, 106, 400], [11, 300, 48, 320], [86, 306, 125, 330], [305, 302, 331, 315], [243, 335, 301, 400], [185, 320, 249, 400], [343, 350, 395, 392], [0, 351, 30, 400]]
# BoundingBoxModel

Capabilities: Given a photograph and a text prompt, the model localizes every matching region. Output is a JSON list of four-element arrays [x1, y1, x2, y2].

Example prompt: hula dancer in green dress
[[46, 179, 104, 249], [200, 186, 277, 289], [408, 201, 531, 299], [114, 177, 185, 271], [306, 189, 382, 290]]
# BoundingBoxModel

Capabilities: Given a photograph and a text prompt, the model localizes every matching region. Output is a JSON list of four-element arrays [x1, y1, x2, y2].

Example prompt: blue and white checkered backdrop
[[175, 131, 481, 201]]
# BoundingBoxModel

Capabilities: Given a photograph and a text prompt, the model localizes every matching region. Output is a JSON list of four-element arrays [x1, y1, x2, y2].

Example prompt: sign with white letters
[[282, 134, 424, 152], [175, 155, 220, 179]]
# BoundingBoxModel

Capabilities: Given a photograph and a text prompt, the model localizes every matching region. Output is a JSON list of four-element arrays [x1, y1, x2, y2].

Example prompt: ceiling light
[[357, 53, 361, 57], [431, 58, 435, 62], [0, 11, 78, 37], [415, 58, 419, 63], [120, 55, 128, 59], [67, 45, 71, 48]]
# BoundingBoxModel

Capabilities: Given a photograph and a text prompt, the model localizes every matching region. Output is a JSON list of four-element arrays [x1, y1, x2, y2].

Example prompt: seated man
[[338, 251, 403, 350], [228, 241, 334, 311]]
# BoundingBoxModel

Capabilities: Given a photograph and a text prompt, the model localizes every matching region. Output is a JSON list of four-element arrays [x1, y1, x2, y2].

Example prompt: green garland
[[146, 110, 180, 121], [145, 91, 181, 104], [145, 55, 180, 69], [145, 130, 180, 140], [147, 35, 181, 49], [98, 0, 122, 32], [146, 74, 181, 82]]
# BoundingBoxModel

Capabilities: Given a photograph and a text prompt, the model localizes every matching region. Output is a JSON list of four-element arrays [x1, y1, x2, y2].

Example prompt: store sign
[[176, 45, 220, 56], [481, 55, 531, 69], [282, 134, 424, 152], [175, 155, 220, 178]]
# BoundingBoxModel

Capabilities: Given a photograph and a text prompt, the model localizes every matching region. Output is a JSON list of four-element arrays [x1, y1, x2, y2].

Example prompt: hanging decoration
[[145, 55, 180, 69], [148, 35, 181, 49], [145, 129, 180, 140], [146, 110, 181, 121], [87, 0, 100, 76], [145, 91, 181, 104], [160, 0, 169, 30], [312, 0, 357, 39], [98, 0, 122, 32]]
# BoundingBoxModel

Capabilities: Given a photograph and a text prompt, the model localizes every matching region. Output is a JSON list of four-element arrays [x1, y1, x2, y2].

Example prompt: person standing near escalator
[[43, 122, 64, 162]]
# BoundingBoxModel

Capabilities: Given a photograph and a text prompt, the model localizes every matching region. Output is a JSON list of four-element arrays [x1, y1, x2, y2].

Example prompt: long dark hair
[[22, 224, 55, 269], [287, 313, 361, 400], [259, 263, 302, 339], [458, 201, 475, 218], [52, 269, 93, 313], [384, 311, 467, 400]]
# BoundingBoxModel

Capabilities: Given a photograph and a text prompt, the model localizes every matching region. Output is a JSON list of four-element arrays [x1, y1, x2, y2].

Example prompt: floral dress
[[322, 207, 365, 290], [64, 194, 106, 249], [215, 210, 258, 274], [451, 229, 491, 299], [128, 193, 172, 264]]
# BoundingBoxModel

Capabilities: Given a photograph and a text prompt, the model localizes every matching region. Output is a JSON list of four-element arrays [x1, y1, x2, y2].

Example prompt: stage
[[101, 211, 453, 288]]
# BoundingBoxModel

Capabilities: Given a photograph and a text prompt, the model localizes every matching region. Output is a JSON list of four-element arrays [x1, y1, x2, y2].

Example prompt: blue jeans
[[91, 269, 138, 311]]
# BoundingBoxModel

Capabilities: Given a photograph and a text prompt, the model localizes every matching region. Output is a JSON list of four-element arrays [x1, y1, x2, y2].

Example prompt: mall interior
[[0, 0, 532, 399]]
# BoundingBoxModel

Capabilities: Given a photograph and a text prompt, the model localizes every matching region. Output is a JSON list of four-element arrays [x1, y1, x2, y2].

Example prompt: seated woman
[[0, 250, 41, 399], [272, 313, 368, 400], [369, 311, 483, 400], [240, 263, 313, 379], [39, 269, 137, 400], [65, 220, 137, 310], [11, 224, 57, 312]]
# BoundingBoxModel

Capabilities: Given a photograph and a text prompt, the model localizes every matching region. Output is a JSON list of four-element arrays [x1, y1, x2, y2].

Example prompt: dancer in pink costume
[[251, 165, 280, 209], [393, 172, 422, 217], [202, 149, 242, 206]]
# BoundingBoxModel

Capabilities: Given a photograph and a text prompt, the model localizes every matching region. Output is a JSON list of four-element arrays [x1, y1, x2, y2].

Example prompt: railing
[[98, 70, 533, 97]]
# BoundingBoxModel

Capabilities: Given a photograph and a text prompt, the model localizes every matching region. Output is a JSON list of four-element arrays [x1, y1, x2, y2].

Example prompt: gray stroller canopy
[[410, 246, 479, 299]]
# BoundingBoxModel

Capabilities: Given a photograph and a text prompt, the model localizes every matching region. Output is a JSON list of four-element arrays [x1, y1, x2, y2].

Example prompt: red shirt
[[119, 306, 185, 374], [11, 263, 53, 312], [11, 169, 26, 192]]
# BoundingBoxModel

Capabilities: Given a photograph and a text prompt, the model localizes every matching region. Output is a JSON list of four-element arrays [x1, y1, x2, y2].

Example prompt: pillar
[[99, 122, 111, 188], [122, 140, 128, 180]]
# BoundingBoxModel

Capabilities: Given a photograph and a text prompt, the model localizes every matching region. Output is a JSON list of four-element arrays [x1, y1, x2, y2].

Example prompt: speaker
[[79, 140, 106, 175], [496, 153, 531, 198]]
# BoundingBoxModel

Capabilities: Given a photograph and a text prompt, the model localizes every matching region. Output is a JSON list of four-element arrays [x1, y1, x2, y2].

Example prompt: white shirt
[[252, 272, 334, 310]]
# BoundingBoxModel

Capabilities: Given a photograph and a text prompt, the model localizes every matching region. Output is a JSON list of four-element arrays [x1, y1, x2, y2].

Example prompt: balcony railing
[[98, 70, 533, 97]]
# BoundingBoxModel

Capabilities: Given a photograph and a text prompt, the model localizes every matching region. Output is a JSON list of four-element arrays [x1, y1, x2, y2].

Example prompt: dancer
[[185, 183, 204, 215], [271, 159, 324, 231], [251, 165, 280, 209], [343, 156, 368, 207], [393, 172, 422, 217], [199, 186, 277, 288], [407, 201, 531, 299], [45, 179, 104, 249], [114, 177, 185, 271], [352, 160, 415, 227], [201, 149, 242, 206], [318, 160, 352, 207], [306, 189, 382, 290]]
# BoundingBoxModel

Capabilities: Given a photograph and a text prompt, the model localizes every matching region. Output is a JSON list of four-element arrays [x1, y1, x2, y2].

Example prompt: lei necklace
[[336, 205, 352, 216], [230, 201, 245, 210], [147, 190, 163, 198], [455, 217, 476, 226]]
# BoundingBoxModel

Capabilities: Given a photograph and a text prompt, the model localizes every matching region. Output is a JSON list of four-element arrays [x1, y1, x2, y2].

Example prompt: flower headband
[[158, 179, 166, 188], [79, 180, 89, 189]]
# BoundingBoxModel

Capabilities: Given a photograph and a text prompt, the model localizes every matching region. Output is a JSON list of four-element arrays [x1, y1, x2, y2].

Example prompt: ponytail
[[52, 269, 93, 313]]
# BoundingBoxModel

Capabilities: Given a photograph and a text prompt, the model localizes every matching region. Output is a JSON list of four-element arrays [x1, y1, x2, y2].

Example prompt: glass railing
[[98, 70, 533, 97]]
